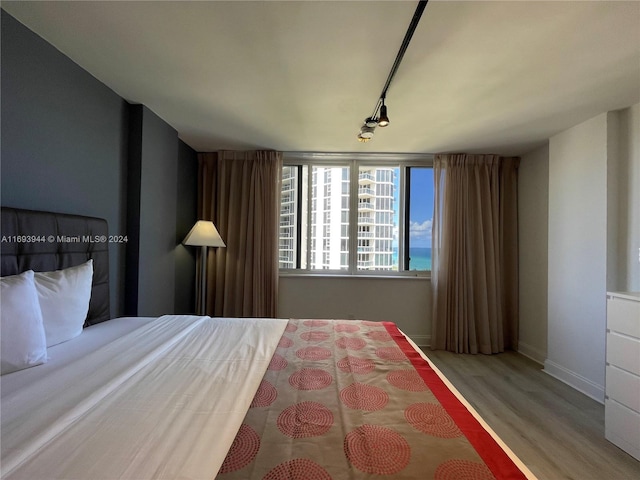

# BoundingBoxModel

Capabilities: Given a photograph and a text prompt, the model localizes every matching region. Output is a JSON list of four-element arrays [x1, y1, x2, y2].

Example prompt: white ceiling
[[3, 0, 640, 156]]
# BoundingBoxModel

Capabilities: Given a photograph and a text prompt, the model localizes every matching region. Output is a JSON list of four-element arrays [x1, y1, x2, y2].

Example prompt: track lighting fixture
[[357, 117, 378, 142], [378, 102, 389, 127], [356, 1, 428, 143], [365, 117, 378, 128], [357, 124, 376, 142]]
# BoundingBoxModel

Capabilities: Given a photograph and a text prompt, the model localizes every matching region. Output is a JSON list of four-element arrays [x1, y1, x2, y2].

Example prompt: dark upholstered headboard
[[1, 207, 110, 326]]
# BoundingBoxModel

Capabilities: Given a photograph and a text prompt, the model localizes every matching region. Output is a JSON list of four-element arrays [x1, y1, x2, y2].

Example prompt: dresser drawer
[[606, 364, 640, 413], [607, 331, 640, 376], [605, 399, 640, 460], [607, 296, 640, 338]]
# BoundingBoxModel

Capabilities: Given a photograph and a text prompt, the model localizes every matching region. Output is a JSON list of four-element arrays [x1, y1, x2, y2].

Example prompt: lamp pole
[[199, 245, 207, 315], [183, 220, 226, 316]]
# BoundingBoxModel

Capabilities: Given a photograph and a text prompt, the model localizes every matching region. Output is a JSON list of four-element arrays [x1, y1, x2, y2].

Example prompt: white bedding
[[1, 316, 157, 395], [1, 315, 288, 480]]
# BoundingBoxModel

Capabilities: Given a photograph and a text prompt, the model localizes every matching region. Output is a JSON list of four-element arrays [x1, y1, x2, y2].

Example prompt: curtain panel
[[198, 151, 283, 317], [431, 154, 519, 354]]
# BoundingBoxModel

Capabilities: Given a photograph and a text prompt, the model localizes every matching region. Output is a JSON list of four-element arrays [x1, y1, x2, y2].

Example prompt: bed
[[0, 207, 536, 479]]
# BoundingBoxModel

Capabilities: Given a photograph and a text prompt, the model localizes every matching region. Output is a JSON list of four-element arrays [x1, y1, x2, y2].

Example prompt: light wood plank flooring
[[424, 350, 640, 480]]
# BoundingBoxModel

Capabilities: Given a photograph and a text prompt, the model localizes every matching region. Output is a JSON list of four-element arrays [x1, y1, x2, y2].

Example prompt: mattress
[[1, 317, 157, 396], [1, 315, 287, 479], [1, 316, 536, 480]]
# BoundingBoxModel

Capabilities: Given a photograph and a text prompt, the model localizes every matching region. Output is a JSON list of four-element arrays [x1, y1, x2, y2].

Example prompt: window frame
[[280, 152, 433, 278]]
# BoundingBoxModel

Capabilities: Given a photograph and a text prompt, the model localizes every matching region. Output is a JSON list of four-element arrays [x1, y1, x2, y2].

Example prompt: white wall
[[617, 103, 640, 291], [544, 103, 639, 402], [546, 113, 611, 402], [279, 276, 431, 345], [607, 111, 621, 293], [518, 143, 549, 364]]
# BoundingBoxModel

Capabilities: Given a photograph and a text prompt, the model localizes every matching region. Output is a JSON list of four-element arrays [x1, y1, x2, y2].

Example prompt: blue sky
[[391, 167, 433, 249], [409, 168, 434, 249]]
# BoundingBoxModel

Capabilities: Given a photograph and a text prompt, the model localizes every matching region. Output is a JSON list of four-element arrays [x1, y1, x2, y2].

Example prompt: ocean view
[[392, 247, 432, 271], [409, 247, 432, 271]]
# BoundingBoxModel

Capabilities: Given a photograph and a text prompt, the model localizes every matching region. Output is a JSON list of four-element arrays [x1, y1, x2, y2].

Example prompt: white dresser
[[605, 291, 640, 460]]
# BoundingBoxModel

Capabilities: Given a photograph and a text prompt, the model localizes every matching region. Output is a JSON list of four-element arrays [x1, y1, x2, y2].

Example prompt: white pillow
[[34, 260, 93, 347], [1, 270, 48, 375]]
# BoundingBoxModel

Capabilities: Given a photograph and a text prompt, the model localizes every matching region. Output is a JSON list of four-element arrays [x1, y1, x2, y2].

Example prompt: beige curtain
[[198, 150, 283, 317], [431, 154, 519, 354]]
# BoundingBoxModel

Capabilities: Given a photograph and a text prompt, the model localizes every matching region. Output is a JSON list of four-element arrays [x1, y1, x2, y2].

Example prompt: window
[[279, 166, 299, 269], [279, 156, 433, 274], [407, 167, 434, 271]]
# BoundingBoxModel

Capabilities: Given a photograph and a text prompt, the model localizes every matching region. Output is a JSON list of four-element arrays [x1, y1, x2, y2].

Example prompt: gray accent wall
[[1, 10, 128, 315], [1, 10, 197, 316], [175, 141, 198, 314], [126, 105, 179, 316]]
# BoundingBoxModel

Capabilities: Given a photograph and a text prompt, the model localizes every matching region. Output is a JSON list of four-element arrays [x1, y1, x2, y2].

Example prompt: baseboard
[[406, 334, 430, 348], [543, 359, 605, 404], [517, 341, 546, 366]]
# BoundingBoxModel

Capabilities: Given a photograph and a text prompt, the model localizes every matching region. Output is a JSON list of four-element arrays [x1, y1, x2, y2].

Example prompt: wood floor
[[424, 350, 640, 480]]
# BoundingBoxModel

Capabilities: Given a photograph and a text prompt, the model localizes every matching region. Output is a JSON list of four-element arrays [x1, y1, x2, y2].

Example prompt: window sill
[[279, 271, 431, 280]]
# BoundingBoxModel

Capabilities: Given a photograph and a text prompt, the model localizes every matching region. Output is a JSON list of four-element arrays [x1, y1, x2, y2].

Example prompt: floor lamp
[[183, 220, 226, 315]]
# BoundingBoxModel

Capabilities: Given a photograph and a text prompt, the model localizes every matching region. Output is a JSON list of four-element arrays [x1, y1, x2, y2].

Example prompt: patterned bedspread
[[216, 320, 531, 480]]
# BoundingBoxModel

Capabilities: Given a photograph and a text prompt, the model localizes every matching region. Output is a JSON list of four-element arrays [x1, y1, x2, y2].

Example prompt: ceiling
[[3, 1, 640, 156]]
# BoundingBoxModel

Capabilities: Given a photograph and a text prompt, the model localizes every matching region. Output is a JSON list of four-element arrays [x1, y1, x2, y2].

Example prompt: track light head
[[365, 117, 378, 128], [378, 104, 390, 127], [357, 123, 376, 142], [360, 125, 375, 138]]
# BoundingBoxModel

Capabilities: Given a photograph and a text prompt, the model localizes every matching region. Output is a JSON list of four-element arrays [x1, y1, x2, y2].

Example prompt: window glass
[[279, 160, 432, 274], [357, 166, 399, 271], [279, 166, 298, 269], [309, 166, 349, 270], [408, 167, 434, 271]]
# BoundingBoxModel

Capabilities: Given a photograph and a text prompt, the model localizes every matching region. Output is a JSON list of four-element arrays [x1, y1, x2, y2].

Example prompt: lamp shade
[[183, 220, 226, 247]]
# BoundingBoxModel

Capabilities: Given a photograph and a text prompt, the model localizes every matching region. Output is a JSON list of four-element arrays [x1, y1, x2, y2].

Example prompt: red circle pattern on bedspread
[[262, 459, 332, 480], [336, 355, 375, 375], [335, 336, 366, 351], [339, 383, 389, 411], [217, 424, 261, 474], [277, 401, 334, 438], [295, 345, 332, 361], [288, 368, 333, 391], [404, 402, 463, 438], [267, 353, 288, 371], [250, 380, 278, 408], [216, 319, 508, 480], [343, 425, 411, 475], [434, 459, 496, 480]]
